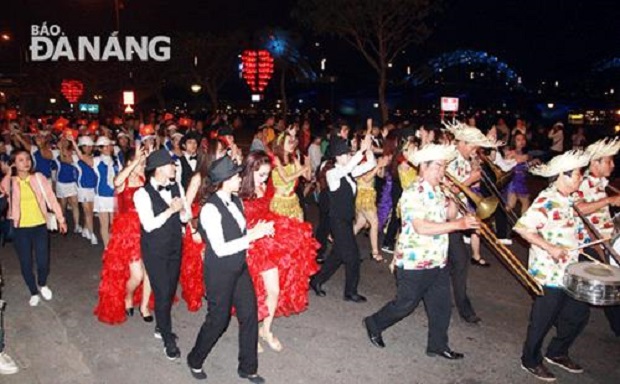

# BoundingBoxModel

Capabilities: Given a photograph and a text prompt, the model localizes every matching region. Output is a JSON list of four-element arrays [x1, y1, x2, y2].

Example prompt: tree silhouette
[[295, 0, 439, 122]]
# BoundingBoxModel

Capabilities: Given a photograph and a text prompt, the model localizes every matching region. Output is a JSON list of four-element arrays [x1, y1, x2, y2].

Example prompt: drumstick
[[578, 251, 613, 270], [568, 237, 612, 252]]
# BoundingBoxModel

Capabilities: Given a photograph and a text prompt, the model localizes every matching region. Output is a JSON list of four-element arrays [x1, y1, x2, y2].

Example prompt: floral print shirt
[[447, 152, 472, 214], [395, 179, 449, 270], [515, 186, 588, 287], [575, 174, 614, 238]]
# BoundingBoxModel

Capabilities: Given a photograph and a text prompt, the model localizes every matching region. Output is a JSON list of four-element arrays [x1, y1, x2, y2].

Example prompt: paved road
[[1, 208, 619, 384]]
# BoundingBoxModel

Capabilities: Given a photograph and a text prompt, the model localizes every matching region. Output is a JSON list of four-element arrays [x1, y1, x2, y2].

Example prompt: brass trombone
[[443, 174, 544, 296], [444, 172, 499, 220]]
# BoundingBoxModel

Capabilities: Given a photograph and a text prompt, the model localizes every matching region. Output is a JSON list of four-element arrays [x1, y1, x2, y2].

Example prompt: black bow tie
[[188, 155, 198, 161], [157, 184, 173, 192]]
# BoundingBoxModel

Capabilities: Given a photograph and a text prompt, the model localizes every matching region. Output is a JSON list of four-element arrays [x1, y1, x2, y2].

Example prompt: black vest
[[140, 182, 183, 259], [179, 155, 195, 191], [328, 174, 356, 221], [202, 193, 247, 262]]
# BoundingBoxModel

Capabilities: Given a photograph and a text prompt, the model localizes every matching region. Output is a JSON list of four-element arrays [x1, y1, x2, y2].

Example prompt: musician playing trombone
[[363, 144, 479, 359], [574, 138, 620, 337], [513, 150, 591, 382]]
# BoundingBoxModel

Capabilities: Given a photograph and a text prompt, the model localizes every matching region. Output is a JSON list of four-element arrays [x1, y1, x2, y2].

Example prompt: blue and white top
[[93, 155, 122, 198], [53, 157, 79, 184], [77, 159, 98, 189], [31, 146, 57, 179]]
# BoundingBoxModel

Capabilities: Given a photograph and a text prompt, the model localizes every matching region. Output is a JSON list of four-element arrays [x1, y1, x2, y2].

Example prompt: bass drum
[[563, 262, 620, 306]]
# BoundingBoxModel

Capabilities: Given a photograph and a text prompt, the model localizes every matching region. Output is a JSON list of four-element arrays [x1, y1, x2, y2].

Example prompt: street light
[[320, 58, 326, 71], [191, 84, 202, 93], [0, 33, 10, 42], [547, 103, 554, 109], [50, 98, 57, 104]]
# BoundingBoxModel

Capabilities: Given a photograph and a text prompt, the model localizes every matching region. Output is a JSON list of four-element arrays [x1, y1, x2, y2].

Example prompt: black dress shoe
[[463, 315, 481, 324], [164, 344, 181, 361], [426, 349, 464, 360], [140, 310, 154, 323], [238, 369, 266, 384], [310, 278, 326, 297], [188, 363, 207, 380], [363, 317, 385, 348], [344, 293, 367, 303], [125, 307, 134, 317]]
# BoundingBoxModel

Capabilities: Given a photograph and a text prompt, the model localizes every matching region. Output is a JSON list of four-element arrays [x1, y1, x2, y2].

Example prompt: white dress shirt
[[308, 143, 323, 174], [175, 152, 198, 184], [326, 151, 377, 193], [200, 190, 250, 257], [134, 178, 190, 233]]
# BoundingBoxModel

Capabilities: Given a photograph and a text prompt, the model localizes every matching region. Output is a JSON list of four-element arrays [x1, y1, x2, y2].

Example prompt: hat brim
[[209, 164, 243, 184], [145, 159, 176, 172]]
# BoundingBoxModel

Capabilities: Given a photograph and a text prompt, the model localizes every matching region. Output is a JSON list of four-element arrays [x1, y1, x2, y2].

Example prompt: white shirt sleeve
[[133, 187, 172, 233], [326, 151, 364, 192], [351, 151, 376, 178], [200, 203, 250, 257], [177, 182, 191, 223], [175, 158, 182, 185]]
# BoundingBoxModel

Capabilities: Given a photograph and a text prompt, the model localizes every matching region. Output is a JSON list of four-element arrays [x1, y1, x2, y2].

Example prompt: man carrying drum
[[513, 150, 591, 382], [574, 137, 620, 337]]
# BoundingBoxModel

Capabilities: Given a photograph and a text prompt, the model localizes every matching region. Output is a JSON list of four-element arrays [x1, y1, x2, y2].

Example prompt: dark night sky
[[2, 0, 619, 85]]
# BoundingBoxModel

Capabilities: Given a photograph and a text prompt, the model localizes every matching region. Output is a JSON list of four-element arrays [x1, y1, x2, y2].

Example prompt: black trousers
[[495, 207, 509, 239], [367, 267, 452, 352], [447, 232, 477, 319], [142, 254, 181, 347], [604, 305, 620, 336], [13, 224, 49, 295], [521, 287, 590, 368], [188, 255, 258, 375], [313, 216, 360, 296], [314, 190, 330, 256]]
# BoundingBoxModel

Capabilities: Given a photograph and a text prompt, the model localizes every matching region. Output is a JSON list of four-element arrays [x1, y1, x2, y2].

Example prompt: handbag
[[35, 173, 58, 231], [1, 179, 15, 245]]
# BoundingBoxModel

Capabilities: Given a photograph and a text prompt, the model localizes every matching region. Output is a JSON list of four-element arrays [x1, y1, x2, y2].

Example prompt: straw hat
[[442, 120, 504, 148], [585, 137, 620, 161], [407, 144, 458, 167], [529, 150, 590, 178]]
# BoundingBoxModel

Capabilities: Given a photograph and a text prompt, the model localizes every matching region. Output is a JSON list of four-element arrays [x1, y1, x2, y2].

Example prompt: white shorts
[[94, 196, 116, 213], [56, 182, 78, 199], [77, 188, 95, 203]]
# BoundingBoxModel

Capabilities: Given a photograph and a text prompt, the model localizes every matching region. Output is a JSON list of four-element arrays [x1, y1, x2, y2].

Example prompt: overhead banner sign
[[441, 97, 459, 112]]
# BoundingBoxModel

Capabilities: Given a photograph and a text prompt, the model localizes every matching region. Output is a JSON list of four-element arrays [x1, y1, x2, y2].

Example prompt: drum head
[[566, 262, 620, 283]]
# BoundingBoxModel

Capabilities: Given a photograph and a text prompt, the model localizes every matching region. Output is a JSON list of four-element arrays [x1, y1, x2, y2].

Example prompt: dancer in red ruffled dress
[[239, 151, 320, 352], [179, 138, 226, 312], [94, 147, 154, 324]]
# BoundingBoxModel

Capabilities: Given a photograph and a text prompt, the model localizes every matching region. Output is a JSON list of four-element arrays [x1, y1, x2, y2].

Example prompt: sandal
[[371, 252, 385, 263], [257, 341, 264, 354], [260, 332, 283, 352], [470, 257, 491, 268]]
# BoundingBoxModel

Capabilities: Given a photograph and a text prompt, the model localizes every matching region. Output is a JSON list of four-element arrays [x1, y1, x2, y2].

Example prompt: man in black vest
[[175, 131, 200, 190], [310, 135, 376, 302], [134, 149, 189, 360], [187, 156, 273, 383]]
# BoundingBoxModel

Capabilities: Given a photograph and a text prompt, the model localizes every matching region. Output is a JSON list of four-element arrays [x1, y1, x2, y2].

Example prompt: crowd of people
[[0, 110, 618, 382]]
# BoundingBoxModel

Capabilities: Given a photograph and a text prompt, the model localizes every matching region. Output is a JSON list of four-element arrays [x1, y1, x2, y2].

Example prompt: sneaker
[[29, 295, 40, 307], [154, 327, 162, 339], [164, 345, 180, 361], [74, 225, 82, 234], [498, 238, 513, 245], [544, 356, 584, 374], [90, 234, 99, 246], [381, 245, 394, 254], [521, 363, 556, 382], [40, 286, 53, 301], [463, 236, 471, 244], [0, 352, 19, 375], [82, 229, 90, 239]]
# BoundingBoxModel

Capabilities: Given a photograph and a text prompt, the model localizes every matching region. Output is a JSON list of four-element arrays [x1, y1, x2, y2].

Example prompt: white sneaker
[[463, 236, 471, 244], [29, 295, 40, 307], [0, 352, 19, 375], [82, 229, 90, 239], [40, 286, 53, 301], [91, 234, 99, 246], [74, 225, 82, 234]]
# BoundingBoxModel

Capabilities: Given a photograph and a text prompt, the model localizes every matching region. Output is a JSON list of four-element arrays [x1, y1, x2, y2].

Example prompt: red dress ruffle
[[94, 184, 146, 325], [180, 204, 206, 312], [244, 196, 320, 321]]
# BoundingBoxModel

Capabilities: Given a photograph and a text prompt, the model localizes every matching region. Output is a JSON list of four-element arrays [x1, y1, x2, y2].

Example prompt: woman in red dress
[[94, 147, 153, 324], [239, 151, 320, 352]]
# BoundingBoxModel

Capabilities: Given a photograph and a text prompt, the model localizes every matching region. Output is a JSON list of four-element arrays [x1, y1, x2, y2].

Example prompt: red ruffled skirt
[[180, 226, 206, 312], [244, 198, 320, 321]]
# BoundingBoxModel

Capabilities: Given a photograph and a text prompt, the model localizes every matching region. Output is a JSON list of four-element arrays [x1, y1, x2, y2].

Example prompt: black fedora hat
[[208, 156, 243, 183], [329, 137, 350, 158], [182, 131, 201, 145], [146, 149, 174, 171], [217, 124, 234, 137]]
